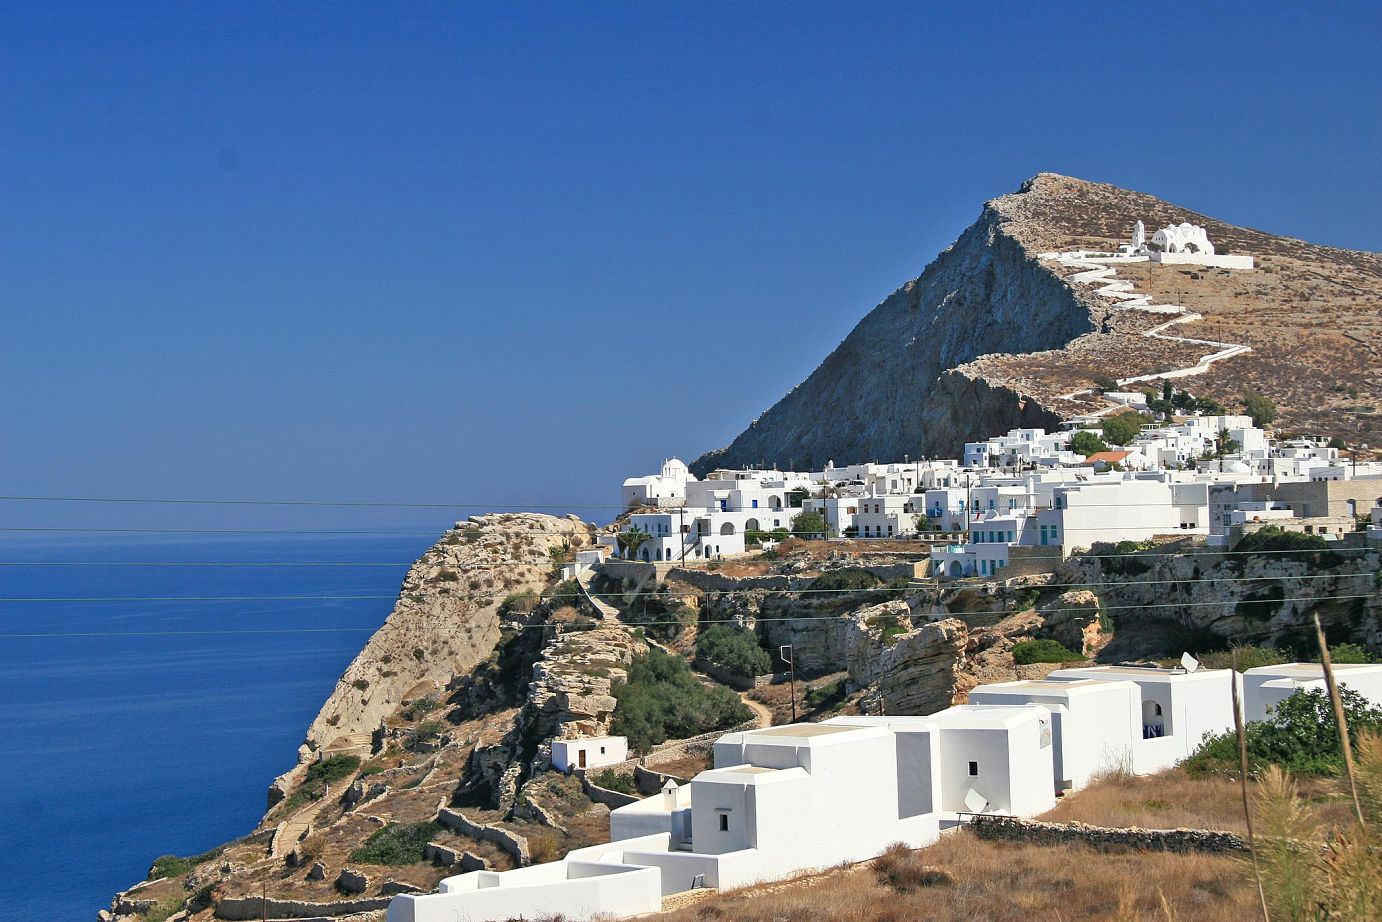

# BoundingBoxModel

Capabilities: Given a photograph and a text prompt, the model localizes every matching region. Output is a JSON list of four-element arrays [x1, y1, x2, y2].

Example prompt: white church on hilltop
[[1119, 218, 1254, 269]]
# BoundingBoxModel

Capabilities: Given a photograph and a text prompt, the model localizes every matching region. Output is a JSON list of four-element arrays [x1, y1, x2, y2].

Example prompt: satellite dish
[[1180, 652, 1200, 673], [963, 788, 989, 814]]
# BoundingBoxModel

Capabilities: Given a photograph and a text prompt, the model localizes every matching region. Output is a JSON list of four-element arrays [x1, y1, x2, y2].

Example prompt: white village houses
[[387, 654, 1382, 922]]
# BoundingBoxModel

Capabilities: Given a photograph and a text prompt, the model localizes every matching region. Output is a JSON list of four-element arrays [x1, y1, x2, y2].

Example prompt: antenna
[[1180, 652, 1200, 673]]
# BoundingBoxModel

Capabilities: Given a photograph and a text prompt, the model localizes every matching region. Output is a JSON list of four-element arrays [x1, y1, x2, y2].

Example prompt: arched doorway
[[745, 518, 760, 532], [948, 561, 964, 578], [719, 522, 735, 535], [1142, 700, 1165, 738]]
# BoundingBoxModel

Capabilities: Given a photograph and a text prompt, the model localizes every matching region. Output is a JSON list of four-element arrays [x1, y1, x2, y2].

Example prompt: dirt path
[[1044, 250, 1251, 410], [740, 692, 773, 728]]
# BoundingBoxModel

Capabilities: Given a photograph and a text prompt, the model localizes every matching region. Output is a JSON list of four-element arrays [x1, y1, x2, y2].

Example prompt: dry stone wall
[[971, 816, 1248, 854]]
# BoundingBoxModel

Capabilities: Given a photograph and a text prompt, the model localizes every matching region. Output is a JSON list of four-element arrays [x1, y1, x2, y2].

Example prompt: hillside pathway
[[1040, 250, 1251, 413]]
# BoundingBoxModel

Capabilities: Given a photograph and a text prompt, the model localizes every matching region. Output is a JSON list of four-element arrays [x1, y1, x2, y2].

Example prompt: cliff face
[[694, 172, 1382, 472], [303, 513, 594, 753], [692, 184, 1091, 471]]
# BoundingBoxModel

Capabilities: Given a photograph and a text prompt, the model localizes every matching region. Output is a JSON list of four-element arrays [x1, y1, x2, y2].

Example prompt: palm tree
[[617, 528, 651, 560], [1214, 428, 1241, 472]]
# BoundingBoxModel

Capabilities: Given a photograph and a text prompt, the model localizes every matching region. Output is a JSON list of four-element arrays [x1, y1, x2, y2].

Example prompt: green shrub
[[401, 693, 441, 721], [1233, 527, 1339, 565], [590, 769, 636, 795], [866, 610, 909, 645], [1330, 643, 1377, 664], [1185, 687, 1382, 777], [806, 677, 847, 711], [147, 846, 225, 881], [696, 624, 772, 680], [1193, 645, 1289, 672], [1010, 639, 1085, 665], [1235, 585, 1287, 622], [405, 721, 444, 752], [611, 648, 752, 752], [1100, 411, 1144, 446], [808, 568, 882, 592], [791, 509, 827, 538], [1242, 390, 1277, 427], [349, 821, 441, 865], [1090, 540, 1156, 576], [305, 754, 360, 786], [500, 591, 539, 615], [546, 579, 585, 607], [1069, 430, 1108, 457]]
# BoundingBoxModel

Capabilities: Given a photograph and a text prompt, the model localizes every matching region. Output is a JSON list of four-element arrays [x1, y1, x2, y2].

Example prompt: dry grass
[[657, 830, 1258, 921], [644, 751, 712, 780], [1044, 767, 1357, 835]]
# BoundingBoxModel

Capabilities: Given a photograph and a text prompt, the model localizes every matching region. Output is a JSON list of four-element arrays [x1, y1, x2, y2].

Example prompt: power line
[[0, 545, 1372, 566], [3, 592, 1376, 639], [0, 571, 1373, 604]]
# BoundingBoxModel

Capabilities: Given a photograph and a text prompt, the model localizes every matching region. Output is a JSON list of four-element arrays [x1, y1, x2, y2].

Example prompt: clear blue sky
[[3, 2, 1379, 528]]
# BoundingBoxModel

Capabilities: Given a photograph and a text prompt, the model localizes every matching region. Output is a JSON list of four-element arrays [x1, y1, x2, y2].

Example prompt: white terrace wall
[[387, 861, 661, 922]]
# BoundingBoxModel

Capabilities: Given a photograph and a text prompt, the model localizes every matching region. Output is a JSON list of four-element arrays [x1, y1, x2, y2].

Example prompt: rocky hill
[[693, 173, 1382, 474]]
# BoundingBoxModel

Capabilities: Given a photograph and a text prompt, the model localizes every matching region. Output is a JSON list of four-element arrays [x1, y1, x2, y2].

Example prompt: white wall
[[553, 737, 628, 773], [387, 861, 661, 922], [1242, 664, 1382, 722]]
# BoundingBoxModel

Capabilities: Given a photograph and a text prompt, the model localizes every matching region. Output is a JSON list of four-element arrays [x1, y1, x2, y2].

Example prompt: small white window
[[719, 814, 729, 832], [968, 761, 979, 776]]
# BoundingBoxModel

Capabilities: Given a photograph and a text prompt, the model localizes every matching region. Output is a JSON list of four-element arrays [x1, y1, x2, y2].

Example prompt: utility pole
[[780, 645, 797, 723]]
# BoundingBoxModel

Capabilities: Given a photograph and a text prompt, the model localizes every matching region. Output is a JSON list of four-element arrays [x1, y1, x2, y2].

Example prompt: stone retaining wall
[[691, 657, 774, 691], [970, 816, 1248, 854], [576, 769, 641, 808], [634, 764, 690, 796], [214, 896, 392, 920], [436, 805, 531, 866]]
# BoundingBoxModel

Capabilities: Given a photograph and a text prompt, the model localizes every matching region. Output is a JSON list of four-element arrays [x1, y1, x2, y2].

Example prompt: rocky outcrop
[[691, 177, 1089, 471], [845, 603, 969, 715], [1061, 541, 1382, 658], [527, 623, 647, 742], [303, 513, 594, 752]]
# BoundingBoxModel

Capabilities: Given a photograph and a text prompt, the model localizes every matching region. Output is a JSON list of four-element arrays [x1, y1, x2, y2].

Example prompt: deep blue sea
[[0, 534, 435, 922]]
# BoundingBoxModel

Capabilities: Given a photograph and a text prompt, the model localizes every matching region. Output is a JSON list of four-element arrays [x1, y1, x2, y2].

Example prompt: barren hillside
[[694, 173, 1381, 473]]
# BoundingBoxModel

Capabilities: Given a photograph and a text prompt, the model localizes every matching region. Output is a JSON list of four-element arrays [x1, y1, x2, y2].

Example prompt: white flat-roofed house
[[967, 679, 1140, 791], [1040, 477, 1209, 555], [612, 722, 941, 894], [827, 705, 1057, 819], [1241, 663, 1382, 723], [552, 736, 628, 774], [1044, 665, 1235, 774], [854, 494, 924, 539]]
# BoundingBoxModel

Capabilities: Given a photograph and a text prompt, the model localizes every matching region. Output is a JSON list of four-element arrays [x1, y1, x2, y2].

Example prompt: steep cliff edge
[[694, 173, 1382, 472], [302, 513, 594, 753], [692, 176, 1093, 472]]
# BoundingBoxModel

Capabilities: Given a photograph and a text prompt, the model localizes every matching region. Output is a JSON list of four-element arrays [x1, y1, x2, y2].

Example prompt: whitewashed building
[[1044, 665, 1236, 774], [1241, 663, 1382, 723], [552, 736, 629, 774]]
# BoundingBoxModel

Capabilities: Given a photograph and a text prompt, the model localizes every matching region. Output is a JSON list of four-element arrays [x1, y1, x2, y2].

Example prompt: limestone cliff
[[694, 173, 1382, 472], [303, 513, 594, 753]]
